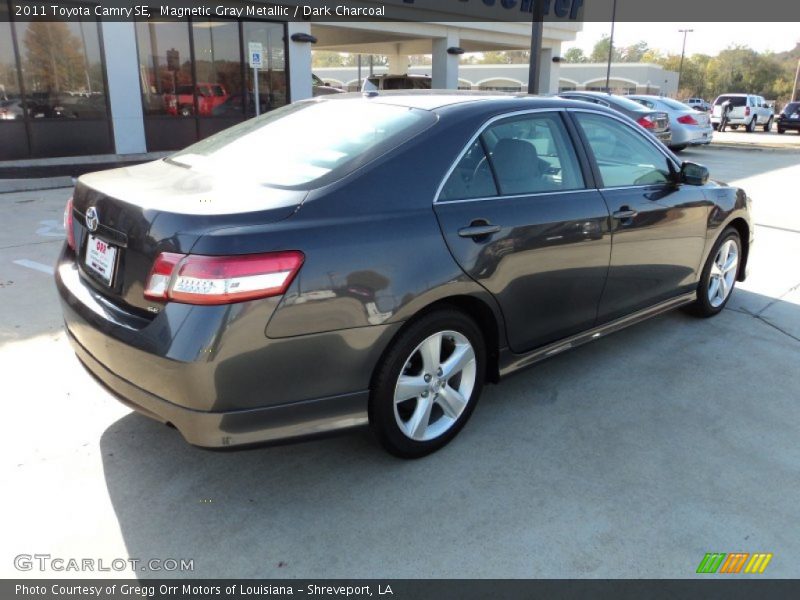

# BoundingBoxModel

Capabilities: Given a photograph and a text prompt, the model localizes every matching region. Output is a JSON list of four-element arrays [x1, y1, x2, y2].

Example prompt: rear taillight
[[63, 196, 76, 251], [144, 251, 304, 305], [745, 106, 751, 116], [636, 116, 655, 129], [677, 114, 698, 125]]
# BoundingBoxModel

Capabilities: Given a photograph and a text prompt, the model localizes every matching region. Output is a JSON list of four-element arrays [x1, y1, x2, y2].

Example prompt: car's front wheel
[[369, 309, 486, 458], [686, 227, 741, 317]]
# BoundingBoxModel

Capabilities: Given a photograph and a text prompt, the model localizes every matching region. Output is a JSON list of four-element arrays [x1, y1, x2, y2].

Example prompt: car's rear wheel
[[730, 124, 739, 130], [746, 118, 756, 133], [777, 127, 785, 134], [670, 145, 687, 152], [369, 309, 485, 458], [763, 117, 773, 132], [686, 227, 741, 318]]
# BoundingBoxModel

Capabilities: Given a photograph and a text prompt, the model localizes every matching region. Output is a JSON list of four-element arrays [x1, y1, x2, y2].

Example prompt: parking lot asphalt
[[2, 145, 799, 579], [712, 128, 800, 149]]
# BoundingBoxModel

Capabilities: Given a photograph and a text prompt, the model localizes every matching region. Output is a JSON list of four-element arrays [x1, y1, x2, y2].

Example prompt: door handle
[[458, 224, 501, 238], [612, 208, 638, 220]]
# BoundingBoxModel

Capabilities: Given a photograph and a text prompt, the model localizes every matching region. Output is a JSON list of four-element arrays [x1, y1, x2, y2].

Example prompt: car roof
[[317, 90, 619, 114]]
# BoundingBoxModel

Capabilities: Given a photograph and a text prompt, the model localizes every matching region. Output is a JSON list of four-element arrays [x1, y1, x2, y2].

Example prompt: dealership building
[[316, 62, 680, 95], [0, 0, 583, 163]]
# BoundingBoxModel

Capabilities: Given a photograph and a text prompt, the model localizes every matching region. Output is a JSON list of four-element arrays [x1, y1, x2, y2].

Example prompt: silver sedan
[[627, 95, 714, 152]]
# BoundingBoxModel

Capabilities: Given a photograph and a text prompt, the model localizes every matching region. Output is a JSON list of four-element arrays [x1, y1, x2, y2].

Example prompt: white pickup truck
[[711, 94, 774, 132]]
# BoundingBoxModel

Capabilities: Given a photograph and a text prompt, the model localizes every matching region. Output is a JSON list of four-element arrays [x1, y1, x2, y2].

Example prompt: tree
[[620, 41, 649, 63], [22, 22, 87, 93], [562, 47, 587, 63], [590, 35, 622, 63], [479, 51, 530, 65]]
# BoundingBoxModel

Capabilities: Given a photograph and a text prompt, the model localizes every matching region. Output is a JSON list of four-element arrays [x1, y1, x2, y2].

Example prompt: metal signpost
[[248, 42, 263, 116]]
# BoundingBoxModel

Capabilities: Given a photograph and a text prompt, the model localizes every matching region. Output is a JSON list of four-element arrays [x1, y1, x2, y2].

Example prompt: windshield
[[170, 99, 435, 187]]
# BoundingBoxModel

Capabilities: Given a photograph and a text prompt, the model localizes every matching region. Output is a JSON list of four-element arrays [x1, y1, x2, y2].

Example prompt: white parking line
[[13, 259, 55, 275]]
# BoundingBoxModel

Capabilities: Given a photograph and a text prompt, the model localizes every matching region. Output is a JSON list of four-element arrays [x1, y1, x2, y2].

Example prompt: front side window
[[574, 112, 671, 188]]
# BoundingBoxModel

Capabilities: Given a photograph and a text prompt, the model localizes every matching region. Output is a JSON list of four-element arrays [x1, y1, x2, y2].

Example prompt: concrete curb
[[0, 176, 75, 194], [709, 142, 800, 152]]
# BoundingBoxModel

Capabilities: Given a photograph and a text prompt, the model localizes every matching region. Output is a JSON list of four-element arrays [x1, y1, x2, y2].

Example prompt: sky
[[568, 22, 800, 57]]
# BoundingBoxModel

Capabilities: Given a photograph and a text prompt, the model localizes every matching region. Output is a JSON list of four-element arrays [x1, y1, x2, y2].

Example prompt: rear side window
[[438, 139, 498, 201], [574, 112, 670, 188], [631, 98, 655, 109], [439, 112, 585, 200]]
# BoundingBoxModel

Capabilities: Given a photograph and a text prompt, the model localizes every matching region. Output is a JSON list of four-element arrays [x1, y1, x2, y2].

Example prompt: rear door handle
[[612, 208, 638, 220], [458, 224, 501, 238]]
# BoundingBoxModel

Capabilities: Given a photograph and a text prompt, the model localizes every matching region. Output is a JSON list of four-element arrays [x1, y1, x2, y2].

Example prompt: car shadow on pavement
[[98, 288, 800, 579]]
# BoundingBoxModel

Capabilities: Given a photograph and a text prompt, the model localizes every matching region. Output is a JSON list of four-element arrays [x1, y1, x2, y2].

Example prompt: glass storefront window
[[243, 21, 287, 116], [13, 19, 108, 119], [1, 4, 18, 94], [135, 20, 193, 116], [136, 20, 287, 120], [192, 19, 242, 117]]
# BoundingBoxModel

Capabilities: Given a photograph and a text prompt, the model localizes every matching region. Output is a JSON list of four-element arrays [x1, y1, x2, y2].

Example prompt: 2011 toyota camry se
[[56, 92, 753, 458]]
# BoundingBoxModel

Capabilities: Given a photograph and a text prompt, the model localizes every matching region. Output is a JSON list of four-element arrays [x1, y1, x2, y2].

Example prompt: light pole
[[527, 0, 546, 94], [677, 28, 694, 97], [604, 0, 618, 93]]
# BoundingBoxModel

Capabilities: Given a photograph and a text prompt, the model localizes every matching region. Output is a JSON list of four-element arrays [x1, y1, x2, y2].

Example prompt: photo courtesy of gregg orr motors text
[[15, 584, 391, 597]]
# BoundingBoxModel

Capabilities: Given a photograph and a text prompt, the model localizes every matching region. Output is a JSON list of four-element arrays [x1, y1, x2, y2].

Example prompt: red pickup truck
[[165, 83, 229, 117]]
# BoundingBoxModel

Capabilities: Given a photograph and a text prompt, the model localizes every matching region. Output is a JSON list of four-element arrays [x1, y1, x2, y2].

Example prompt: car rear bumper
[[67, 328, 369, 448], [55, 249, 397, 447], [777, 120, 800, 130], [669, 125, 713, 146], [655, 130, 671, 144]]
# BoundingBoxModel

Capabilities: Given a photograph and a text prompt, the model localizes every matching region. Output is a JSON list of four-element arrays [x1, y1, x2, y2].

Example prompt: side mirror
[[681, 161, 709, 186]]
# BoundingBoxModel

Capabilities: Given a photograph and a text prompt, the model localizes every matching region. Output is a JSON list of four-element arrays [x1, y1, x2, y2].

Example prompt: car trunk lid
[[70, 159, 306, 316]]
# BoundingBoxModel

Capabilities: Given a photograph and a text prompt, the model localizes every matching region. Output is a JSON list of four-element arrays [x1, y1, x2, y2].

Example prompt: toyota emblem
[[85, 207, 99, 232]]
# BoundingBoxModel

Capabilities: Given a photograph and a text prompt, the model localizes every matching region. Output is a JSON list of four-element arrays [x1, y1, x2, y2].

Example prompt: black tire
[[670, 145, 687, 153], [730, 124, 739, 130], [685, 227, 741, 318], [778, 128, 785, 134], [746, 118, 756, 133], [369, 309, 486, 458], [763, 117, 772, 132]]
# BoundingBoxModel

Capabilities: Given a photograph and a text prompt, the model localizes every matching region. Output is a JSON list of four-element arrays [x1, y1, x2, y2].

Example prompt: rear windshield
[[169, 99, 435, 187], [657, 97, 691, 110], [783, 102, 800, 114], [607, 95, 652, 112], [714, 95, 747, 107]]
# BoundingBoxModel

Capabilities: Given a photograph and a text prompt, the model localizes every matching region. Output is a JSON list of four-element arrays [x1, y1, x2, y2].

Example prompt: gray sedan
[[628, 95, 713, 152]]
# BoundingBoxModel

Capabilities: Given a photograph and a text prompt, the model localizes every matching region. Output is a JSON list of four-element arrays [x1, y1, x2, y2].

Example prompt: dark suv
[[777, 102, 800, 134]]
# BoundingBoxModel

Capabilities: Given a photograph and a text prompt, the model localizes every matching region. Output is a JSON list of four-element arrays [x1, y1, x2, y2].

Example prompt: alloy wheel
[[393, 330, 477, 442], [707, 239, 738, 308]]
